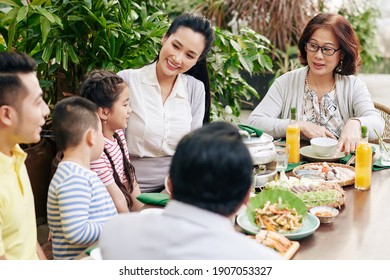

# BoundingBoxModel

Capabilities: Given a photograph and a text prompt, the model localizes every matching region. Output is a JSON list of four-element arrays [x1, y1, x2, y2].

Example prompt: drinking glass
[[379, 138, 390, 166], [275, 143, 290, 178]]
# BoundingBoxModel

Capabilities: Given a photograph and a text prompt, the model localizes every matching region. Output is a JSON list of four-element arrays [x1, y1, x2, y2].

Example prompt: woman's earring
[[335, 60, 343, 72]]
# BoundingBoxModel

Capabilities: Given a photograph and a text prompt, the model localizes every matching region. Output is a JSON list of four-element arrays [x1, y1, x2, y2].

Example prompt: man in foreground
[[99, 122, 281, 259]]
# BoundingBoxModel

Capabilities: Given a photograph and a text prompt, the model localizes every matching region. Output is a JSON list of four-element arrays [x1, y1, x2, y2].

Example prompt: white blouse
[[118, 62, 193, 158], [118, 62, 205, 191]]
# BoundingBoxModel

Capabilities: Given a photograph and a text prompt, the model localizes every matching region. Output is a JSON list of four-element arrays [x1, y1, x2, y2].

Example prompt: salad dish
[[237, 211, 320, 240], [262, 177, 346, 209]]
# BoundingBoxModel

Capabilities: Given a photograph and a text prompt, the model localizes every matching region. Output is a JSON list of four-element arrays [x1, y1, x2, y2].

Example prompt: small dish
[[309, 206, 339, 224], [300, 146, 345, 162], [310, 137, 338, 157]]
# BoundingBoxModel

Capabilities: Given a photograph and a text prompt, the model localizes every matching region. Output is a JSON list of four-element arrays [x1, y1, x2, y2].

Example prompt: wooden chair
[[371, 101, 390, 144]]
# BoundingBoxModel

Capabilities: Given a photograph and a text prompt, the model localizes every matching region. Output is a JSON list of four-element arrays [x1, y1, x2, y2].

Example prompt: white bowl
[[310, 137, 338, 157], [309, 206, 339, 224], [253, 170, 277, 188]]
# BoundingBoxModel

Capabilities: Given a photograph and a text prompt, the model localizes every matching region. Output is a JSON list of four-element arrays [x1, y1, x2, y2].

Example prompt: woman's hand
[[335, 119, 361, 155], [297, 121, 336, 139]]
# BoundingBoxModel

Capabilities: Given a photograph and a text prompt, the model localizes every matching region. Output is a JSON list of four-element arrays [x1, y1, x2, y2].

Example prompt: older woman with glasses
[[248, 13, 384, 155]]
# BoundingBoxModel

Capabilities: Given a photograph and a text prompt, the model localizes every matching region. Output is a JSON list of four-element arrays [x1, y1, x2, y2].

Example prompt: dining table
[[77, 143, 390, 260], [290, 163, 390, 260], [249, 142, 390, 260]]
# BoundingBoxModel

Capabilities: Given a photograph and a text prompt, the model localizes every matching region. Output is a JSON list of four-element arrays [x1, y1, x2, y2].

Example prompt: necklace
[[305, 73, 336, 93]]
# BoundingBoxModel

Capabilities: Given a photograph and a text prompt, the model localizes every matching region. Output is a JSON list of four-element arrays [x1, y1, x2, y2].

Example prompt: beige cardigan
[[248, 66, 384, 140]]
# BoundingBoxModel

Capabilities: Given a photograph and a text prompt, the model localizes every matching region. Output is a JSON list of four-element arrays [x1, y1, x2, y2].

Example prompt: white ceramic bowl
[[309, 206, 339, 224], [310, 137, 338, 157]]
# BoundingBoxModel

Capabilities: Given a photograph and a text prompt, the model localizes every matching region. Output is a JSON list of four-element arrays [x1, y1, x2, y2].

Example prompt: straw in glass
[[374, 128, 388, 152]]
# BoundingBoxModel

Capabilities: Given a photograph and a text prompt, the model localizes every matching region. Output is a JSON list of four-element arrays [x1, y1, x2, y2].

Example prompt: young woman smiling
[[249, 13, 384, 155], [118, 13, 214, 192]]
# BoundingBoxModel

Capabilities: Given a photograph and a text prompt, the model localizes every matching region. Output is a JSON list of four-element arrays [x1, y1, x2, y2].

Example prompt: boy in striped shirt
[[47, 96, 117, 260]]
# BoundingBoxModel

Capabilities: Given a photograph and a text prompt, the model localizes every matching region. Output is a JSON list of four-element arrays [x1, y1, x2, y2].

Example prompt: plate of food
[[249, 230, 300, 259], [292, 162, 355, 187], [300, 146, 346, 162], [263, 177, 346, 209], [239, 189, 320, 240], [237, 211, 319, 240]]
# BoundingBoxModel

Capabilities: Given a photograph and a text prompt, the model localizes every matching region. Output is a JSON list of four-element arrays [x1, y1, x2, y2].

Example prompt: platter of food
[[292, 162, 355, 187], [239, 189, 320, 240], [237, 211, 319, 240], [249, 230, 300, 259], [262, 176, 346, 209]]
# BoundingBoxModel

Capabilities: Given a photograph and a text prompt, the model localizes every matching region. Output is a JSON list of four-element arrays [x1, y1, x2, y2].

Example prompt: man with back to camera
[[0, 52, 49, 259], [99, 122, 281, 259]]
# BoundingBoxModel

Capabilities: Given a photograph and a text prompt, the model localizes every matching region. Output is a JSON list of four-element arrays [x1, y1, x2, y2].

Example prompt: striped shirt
[[47, 161, 117, 260], [90, 129, 131, 186]]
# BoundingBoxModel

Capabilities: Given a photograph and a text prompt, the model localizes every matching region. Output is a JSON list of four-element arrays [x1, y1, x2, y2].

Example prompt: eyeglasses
[[305, 42, 341, 56]]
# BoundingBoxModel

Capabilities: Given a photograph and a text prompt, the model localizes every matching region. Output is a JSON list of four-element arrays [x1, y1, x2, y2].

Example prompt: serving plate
[[292, 162, 355, 187], [300, 146, 346, 162], [236, 212, 320, 240]]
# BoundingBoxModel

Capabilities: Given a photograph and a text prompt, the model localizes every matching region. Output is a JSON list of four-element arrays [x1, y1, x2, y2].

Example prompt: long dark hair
[[157, 13, 214, 124], [80, 70, 136, 210], [103, 132, 135, 209]]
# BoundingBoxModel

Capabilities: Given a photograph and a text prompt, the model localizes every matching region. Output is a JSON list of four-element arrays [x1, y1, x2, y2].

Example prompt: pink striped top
[[90, 129, 130, 186]]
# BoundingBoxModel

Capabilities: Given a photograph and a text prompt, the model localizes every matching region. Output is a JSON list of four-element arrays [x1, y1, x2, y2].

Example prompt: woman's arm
[[248, 80, 290, 138]]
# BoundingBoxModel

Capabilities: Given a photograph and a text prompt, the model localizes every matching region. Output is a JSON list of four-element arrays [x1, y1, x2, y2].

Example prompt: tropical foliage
[[0, 0, 167, 104]]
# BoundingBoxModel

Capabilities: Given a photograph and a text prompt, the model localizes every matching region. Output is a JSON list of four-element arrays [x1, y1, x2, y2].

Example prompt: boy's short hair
[[53, 96, 99, 151], [0, 52, 36, 107]]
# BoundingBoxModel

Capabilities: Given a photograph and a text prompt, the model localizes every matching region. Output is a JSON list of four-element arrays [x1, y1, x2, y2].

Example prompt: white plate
[[89, 248, 102, 260], [300, 146, 345, 162], [236, 212, 320, 240], [140, 208, 164, 215]]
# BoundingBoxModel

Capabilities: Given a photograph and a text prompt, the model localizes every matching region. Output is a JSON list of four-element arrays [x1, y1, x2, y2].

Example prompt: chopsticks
[[374, 128, 388, 152], [346, 154, 356, 166]]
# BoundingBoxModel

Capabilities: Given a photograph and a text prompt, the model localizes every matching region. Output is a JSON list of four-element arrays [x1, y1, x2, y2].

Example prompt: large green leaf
[[0, 0, 23, 7], [246, 189, 308, 227]]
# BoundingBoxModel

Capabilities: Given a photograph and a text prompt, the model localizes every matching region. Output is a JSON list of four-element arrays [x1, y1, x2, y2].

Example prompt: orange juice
[[286, 107, 300, 163], [355, 126, 372, 190], [286, 125, 300, 163]]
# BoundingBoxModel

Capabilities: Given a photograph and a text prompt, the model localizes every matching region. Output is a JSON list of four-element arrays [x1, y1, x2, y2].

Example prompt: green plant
[[208, 26, 273, 121], [0, 0, 167, 104], [337, 3, 382, 68]]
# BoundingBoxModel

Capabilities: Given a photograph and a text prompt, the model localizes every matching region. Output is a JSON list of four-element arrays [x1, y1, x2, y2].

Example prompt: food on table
[[255, 230, 293, 253], [263, 177, 346, 209], [309, 206, 339, 224], [247, 189, 307, 233], [294, 162, 355, 184], [254, 198, 303, 232], [315, 211, 333, 217]]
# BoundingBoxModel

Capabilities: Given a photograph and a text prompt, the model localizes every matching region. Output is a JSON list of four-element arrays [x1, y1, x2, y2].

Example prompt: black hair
[[79, 70, 126, 108], [53, 96, 99, 151], [169, 122, 253, 216], [156, 13, 215, 124], [80, 69, 135, 210], [0, 52, 36, 107]]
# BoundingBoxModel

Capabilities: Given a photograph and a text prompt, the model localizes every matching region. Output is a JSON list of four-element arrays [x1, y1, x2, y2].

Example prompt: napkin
[[372, 157, 390, 171], [137, 193, 170, 206], [238, 124, 263, 137], [286, 161, 306, 172], [85, 245, 98, 256]]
